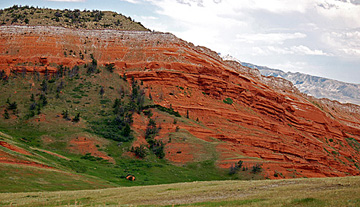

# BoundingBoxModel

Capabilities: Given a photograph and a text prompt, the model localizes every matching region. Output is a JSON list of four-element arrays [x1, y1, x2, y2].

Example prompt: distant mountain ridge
[[222, 55, 360, 105]]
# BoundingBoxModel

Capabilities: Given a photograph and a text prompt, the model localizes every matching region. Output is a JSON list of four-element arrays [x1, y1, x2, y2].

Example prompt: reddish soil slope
[[68, 136, 114, 163], [0, 141, 53, 169], [0, 141, 32, 155], [1, 26, 360, 178]]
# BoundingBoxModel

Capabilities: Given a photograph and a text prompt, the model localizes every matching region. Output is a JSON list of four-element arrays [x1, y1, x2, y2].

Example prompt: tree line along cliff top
[[0, 5, 149, 31]]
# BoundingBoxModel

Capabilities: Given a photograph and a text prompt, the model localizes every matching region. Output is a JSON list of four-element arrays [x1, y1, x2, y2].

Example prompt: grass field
[[1, 176, 360, 206], [0, 164, 114, 193]]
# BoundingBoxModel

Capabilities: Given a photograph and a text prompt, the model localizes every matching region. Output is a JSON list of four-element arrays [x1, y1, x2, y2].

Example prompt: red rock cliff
[[1, 26, 360, 179]]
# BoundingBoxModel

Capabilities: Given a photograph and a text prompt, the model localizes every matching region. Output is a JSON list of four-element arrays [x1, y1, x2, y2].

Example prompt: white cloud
[[291, 45, 330, 56], [315, 0, 360, 27], [250, 45, 330, 56], [140, 0, 360, 83], [236, 33, 306, 44], [322, 30, 360, 58]]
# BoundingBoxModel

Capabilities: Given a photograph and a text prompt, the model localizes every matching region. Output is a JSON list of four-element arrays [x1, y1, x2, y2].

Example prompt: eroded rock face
[[1, 26, 360, 179]]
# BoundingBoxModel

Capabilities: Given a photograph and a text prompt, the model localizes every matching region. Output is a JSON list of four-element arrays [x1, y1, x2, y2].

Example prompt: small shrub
[[223, 97, 233, 105], [99, 86, 105, 96], [131, 145, 148, 158], [100, 99, 111, 104], [143, 110, 153, 118], [251, 164, 262, 174], [30, 94, 35, 102], [6, 98, 17, 110], [122, 73, 127, 81], [62, 110, 69, 120], [72, 112, 80, 122], [149, 139, 165, 159], [142, 105, 181, 117], [3, 109, 10, 119], [228, 160, 243, 175], [81, 153, 103, 161], [39, 94, 47, 106], [105, 63, 115, 73]]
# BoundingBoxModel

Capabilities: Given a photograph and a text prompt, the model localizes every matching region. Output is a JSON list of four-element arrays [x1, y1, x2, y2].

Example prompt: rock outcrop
[[1, 26, 360, 179]]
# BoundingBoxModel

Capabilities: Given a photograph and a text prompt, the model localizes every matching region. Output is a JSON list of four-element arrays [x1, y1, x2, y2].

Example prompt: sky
[[1, 0, 360, 84]]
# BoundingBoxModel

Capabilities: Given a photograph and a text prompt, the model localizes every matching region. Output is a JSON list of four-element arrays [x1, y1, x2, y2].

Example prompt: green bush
[[81, 153, 103, 161], [3, 109, 10, 119], [100, 99, 111, 104], [149, 139, 165, 159], [131, 145, 148, 158], [228, 160, 243, 175], [90, 117, 133, 142], [251, 164, 262, 174], [143, 105, 181, 117], [105, 63, 115, 73], [223, 97, 233, 105], [6, 98, 17, 110], [72, 113, 80, 122]]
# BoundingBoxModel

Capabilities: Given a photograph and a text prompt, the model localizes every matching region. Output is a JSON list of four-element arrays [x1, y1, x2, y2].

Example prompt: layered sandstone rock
[[1, 26, 360, 178]]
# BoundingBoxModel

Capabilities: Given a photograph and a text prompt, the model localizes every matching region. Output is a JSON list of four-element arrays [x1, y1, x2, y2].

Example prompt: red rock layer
[[0, 143, 53, 169], [1, 26, 360, 178], [0, 141, 32, 156]]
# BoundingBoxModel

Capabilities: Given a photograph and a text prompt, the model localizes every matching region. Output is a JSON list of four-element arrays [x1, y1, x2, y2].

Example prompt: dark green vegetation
[[223, 97, 233, 105], [0, 61, 255, 193], [0, 5, 149, 31]]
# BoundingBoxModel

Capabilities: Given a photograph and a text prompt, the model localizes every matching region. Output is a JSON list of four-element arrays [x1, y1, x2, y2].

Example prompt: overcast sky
[[1, 0, 360, 83]]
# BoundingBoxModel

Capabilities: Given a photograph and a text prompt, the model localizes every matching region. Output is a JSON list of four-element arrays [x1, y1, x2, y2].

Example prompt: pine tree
[[30, 94, 35, 102], [99, 86, 105, 96], [72, 113, 80, 122], [62, 110, 69, 120], [149, 92, 152, 100]]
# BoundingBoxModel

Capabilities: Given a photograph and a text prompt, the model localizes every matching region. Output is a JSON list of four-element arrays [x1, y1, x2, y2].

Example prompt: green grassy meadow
[[1, 176, 359, 206]]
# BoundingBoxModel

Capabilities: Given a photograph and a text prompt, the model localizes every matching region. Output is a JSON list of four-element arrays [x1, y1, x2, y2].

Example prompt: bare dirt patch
[[67, 136, 114, 163]]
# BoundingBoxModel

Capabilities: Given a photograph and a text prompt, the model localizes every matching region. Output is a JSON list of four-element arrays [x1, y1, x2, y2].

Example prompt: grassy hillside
[[0, 5, 149, 31], [0, 164, 114, 193], [1, 176, 360, 206]]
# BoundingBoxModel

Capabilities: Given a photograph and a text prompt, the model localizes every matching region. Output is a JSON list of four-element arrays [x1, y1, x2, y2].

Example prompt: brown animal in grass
[[126, 174, 135, 181]]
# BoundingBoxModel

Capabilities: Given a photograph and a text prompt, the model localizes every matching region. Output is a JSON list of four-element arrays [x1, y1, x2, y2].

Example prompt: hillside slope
[[1, 25, 360, 182], [239, 61, 360, 106]]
